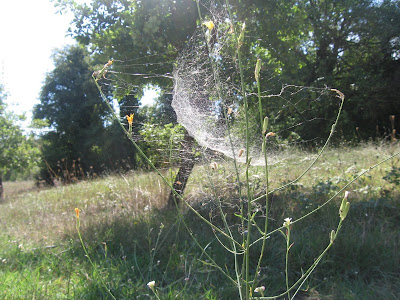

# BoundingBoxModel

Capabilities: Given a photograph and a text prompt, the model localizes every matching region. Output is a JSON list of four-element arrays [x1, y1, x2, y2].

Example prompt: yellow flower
[[105, 59, 113, 68], [126, 113, 134, 125], [202, 20, 215, 30], [75, 208, 80, 219], [265, 132, 276, 138]]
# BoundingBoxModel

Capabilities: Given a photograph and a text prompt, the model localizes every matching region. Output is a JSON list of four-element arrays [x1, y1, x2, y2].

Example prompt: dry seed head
[[210, 162, 218, 170], [229, 22, 234, 34]]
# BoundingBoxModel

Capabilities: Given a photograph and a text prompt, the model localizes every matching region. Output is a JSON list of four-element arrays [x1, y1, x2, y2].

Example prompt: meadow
[[1, 142, 399, 299]]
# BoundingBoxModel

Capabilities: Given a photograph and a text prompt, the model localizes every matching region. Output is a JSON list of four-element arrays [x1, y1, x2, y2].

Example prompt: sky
[[0, 0, 156, 131], [0, 0, 75, 122]]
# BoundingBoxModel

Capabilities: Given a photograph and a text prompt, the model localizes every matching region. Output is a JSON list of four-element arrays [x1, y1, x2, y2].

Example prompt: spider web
[[171, 1, 341, 166], [95, 0, 343, 168]]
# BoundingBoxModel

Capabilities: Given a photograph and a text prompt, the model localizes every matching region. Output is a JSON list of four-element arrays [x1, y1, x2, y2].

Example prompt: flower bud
[[255, 58, 262, 82], [262, 117, 269, 134], [339, 192, 350, 220], [330, 230, 336, 243]]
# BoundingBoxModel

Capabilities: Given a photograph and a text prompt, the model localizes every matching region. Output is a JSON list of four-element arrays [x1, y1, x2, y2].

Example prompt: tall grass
[[2, 0, 399, 298], [0, 144, 399, 299], [87, 14, 400, 294]]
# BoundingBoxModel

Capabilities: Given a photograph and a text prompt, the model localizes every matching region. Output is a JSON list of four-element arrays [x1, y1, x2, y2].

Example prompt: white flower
[[283, 217, 292, 227], [147, 280, 155, 289], [254, 286, 265, 293]]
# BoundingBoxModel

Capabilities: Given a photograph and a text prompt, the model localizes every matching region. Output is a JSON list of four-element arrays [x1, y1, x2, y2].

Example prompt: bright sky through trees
[[0, 0, 76, 124], [0, 0, 156, 131]]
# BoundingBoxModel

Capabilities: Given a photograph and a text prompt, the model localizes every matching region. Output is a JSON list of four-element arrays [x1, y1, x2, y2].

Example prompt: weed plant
[[1, 1, 400, 299], [83, 1, 400, 298], [0, 143, 399, 299]]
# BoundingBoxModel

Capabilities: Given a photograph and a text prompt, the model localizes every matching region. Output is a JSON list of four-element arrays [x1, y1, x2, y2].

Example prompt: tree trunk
[[167, 132, 195, 207], [0, 174, 3, 201]]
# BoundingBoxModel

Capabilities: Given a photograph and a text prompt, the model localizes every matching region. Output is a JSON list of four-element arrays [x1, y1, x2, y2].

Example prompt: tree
[[102, 93, 142, 171], [54, 0, 203, 204], [0, 85, 40, 199], [55, 0, 400, 203], [33, 45, 113, 183], [233, 0, 400, 139], [59, 0, 400, 138]]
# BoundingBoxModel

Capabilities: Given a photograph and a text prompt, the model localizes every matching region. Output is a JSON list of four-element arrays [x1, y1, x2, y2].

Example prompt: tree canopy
[[56, 0, 399, 142], [33, 45, 141, 183], [0, 85, 40, 198]]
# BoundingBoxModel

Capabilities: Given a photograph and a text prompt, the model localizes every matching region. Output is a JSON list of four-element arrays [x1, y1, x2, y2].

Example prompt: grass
[[0, 142, 399, 299], [2, 180, 37, 197]]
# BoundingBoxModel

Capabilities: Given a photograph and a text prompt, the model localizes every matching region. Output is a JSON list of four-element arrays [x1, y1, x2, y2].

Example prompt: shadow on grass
[[60, 188, 400, 299]]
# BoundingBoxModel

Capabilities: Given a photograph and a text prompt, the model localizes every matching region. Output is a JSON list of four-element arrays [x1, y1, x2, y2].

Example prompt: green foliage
[[237, 0, 400, 141], [0, 144, 399, 299], [56, 0, 198, 89], [141, 93, 177, 125], [139, 123, 185, 168], [0, 85, 40, 183], [33, 46, 108, 182], [383, 166, 400, 186], [57, 0, 400, 143], [33, 46, 142, 182]]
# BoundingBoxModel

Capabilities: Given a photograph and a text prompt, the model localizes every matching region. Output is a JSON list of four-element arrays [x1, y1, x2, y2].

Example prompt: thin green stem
[[93, 77, 237, 285], [285, 229, 291, 300], [252, 89, 345, 203], [223, 1, 253, 296], [255, 219, 344, 300], [250, 149, 400, 247], [76, 218, 116, 300], [252, 62, 270, 291], [195, 2, 247, 297], [149, 288, 161, 300], [93, 77, 239, 247]]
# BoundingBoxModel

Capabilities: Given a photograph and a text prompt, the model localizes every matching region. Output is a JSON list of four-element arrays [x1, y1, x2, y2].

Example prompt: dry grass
[[1, 142, 397, 246], [0, 142, 398, 299], [2, 180, 37, 198], [1, 171, 172, 246]]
